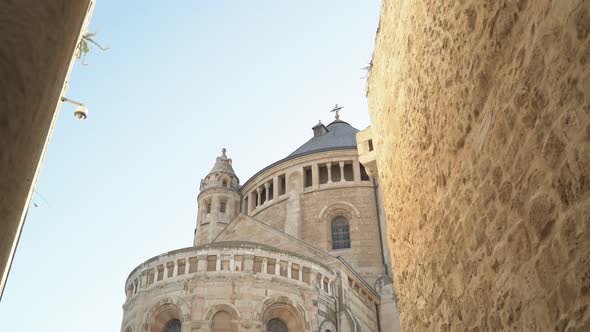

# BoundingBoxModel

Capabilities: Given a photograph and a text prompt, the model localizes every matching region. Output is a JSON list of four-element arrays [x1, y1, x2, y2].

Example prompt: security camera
[[74, 106, 88, 120], [61, 96, 88, 121]]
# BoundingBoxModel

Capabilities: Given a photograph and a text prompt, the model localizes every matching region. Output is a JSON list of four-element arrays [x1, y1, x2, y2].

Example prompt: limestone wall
[[252, 200, 287, 231], [300, 185, 385, 285], [367, 0, 590, 330], [239, 149, 388, 285], [122, 274, 319, 332], [120, 243, 382, 332]]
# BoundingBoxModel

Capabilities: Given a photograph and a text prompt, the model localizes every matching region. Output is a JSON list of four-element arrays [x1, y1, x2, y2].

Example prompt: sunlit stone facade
[[120, 118, 400, 332]]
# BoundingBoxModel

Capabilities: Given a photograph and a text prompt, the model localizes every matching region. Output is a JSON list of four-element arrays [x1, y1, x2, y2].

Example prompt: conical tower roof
[[208, 148, 237, 178]]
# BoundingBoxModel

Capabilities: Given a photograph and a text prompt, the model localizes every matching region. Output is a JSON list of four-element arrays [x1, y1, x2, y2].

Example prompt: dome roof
[[288, 120, 359, 158], [240, 118, 361, 189], [209, 148, 237, 177]]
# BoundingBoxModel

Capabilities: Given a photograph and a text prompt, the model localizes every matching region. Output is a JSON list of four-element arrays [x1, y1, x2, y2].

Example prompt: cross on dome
[[330, 104, 343, 120]]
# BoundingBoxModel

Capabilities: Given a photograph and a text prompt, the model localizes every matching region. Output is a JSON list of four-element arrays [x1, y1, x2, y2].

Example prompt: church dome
[[288, 119, 360, 158]]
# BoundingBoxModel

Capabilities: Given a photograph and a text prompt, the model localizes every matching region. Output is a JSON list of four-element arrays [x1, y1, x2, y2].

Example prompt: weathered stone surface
[[367, 0, 590, 330]]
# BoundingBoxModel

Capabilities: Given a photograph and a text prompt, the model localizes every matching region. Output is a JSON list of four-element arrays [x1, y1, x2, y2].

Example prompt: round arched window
[[331, 217, 351, 250], [266, 319, 288, 332], [164, 319, 181, 332]]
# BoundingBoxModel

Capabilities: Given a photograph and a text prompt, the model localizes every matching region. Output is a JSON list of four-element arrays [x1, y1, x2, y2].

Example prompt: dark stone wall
[[0, 0, 93, 296]]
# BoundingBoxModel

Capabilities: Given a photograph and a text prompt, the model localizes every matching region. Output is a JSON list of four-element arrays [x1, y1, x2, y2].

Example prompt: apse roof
[[288, 119, 359, 158]]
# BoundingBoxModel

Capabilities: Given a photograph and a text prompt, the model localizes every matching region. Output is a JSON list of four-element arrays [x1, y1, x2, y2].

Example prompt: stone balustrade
[[124, 242, 336, 303]]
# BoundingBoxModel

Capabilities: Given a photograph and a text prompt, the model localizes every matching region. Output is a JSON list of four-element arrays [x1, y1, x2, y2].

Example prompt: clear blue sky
[[0, 1, 380, 330]]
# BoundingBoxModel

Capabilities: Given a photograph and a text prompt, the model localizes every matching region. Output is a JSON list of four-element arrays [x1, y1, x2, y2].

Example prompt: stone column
[[275, 257, 281, 276], [163, 263, 168, 280], [249, 191, 256, 214], [298, 265, 303, 282], [215, 253, 221, 271], [173, 260, 178, 277], [262, 257, 268, 274], [256, 188, 262, 208], [138, 271, 145, 289], [327, 162, 332, 183], [273, 177, 279, 199], [312, 163, 319, 189], [230, 254, 235, 272], [264, 182, 270, 204], [311, 269, 320, 289], [287, 261, 292, 279], [339, 161, 345, 182], [353, 159, 361, 182]]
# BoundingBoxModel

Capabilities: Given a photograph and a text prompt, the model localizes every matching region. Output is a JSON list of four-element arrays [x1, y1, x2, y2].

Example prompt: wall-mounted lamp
[[60, 96, 88, 120]]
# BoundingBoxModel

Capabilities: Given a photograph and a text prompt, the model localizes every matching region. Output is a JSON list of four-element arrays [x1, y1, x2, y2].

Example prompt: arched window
[[331, 217, 351, 250], [267, 319, 288, 332], [222, 179, 228, 187], [164, 319, 181, 332], [212, 310, 232, 332]]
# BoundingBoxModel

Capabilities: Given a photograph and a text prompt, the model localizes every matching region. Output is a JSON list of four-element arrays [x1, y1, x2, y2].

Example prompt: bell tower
[[194, 148, 240, 246]]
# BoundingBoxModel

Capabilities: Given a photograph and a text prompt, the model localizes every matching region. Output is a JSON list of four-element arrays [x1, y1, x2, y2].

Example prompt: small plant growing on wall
[[76, 31, 109, 65], [361, 60, 373, 79]]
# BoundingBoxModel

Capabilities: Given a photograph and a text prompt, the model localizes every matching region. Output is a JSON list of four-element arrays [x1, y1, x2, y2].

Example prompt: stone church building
[[120, 115, 401, 332]]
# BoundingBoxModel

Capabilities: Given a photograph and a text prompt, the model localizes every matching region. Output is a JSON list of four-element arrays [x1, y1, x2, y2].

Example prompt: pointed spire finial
[[221, 148, 227, 157], [330, 104, 343, 120]]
